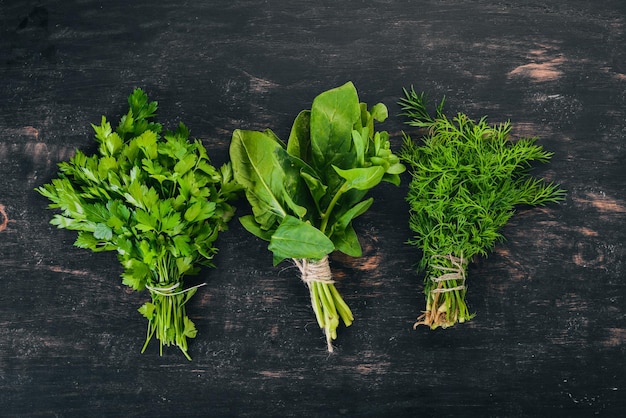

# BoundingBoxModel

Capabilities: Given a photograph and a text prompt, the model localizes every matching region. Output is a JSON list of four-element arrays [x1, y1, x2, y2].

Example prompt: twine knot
[[429, 254, 467, 293], [293, 256, 334, 285]]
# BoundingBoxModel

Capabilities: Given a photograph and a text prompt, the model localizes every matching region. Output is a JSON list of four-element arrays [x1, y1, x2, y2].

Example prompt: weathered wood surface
[[1, 1, 625, 416]]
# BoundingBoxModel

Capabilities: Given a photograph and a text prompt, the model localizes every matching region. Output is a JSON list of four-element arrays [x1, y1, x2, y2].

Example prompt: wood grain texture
[[1, 0, 625, 416]]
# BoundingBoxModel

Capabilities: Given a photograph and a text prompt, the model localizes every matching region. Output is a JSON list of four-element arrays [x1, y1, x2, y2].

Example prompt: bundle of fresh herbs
[[229, 82, 405, 351], [398, 87, 566, 329], [36, 88, 238, 359]]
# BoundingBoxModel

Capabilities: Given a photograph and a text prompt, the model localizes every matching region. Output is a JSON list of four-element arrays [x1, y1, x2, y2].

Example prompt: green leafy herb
[[36, 89, 238, 359], [230, 82, 405, 351], [398, 87, 566, 329]]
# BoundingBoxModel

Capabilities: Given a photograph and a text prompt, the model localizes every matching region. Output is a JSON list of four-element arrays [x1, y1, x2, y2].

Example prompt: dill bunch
[[399, 87, 566, 329]]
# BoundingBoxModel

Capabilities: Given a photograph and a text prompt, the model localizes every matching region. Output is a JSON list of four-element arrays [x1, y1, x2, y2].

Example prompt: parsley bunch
[[399, 87, 566, 329], [37, 89, 238, 359]]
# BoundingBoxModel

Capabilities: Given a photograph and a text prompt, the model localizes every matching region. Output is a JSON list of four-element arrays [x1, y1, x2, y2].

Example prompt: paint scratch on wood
[[603, 328, 626, 347], [508, 45, 566, 82], [355, 360, 391, 375], [238, 69, 278, 94], [46, 265, 91, 276], [20, 126, 40, 139], [0, 258, 92, 276], [508, 57, 565, 82], [258, 370, 283, 378], [575, 192, 626, 214], [0, 204, 7, 232]]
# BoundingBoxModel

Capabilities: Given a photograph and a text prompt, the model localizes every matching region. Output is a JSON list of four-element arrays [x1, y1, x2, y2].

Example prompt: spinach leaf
[[268, 215, 335, 264]]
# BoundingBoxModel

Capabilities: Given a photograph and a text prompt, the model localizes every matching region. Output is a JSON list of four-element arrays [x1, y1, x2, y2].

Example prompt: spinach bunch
[[230, 82, 405, 351], [399, 87, 566, 329], [37, 89, 238, 360]]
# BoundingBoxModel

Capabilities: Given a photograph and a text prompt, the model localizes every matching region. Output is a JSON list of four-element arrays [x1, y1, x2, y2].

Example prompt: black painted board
[[1, 1, 625, 417]]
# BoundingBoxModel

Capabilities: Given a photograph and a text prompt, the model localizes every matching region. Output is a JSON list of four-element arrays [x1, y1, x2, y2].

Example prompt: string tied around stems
[[428, 253, 467, 293], [292, 255, 340, 352], [145, 282, 207, 296], [414, 253, 469, 329], [293, 256, 334, 285]]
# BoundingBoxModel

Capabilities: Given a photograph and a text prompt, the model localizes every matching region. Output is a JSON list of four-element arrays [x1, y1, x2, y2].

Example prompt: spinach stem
[[319, 182, 348, 234]]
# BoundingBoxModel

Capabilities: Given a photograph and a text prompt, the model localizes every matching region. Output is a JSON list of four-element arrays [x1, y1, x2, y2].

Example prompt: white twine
[[292, 256, 334, 285], [145, 282, 207, 296], [429, 254, 467, 293]]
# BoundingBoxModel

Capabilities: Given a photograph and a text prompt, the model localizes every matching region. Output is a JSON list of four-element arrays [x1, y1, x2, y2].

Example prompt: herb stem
[[319, 182, 348, 234]]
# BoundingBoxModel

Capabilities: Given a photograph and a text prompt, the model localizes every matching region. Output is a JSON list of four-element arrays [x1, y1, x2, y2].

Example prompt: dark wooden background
[[1, 1, 625, 417]]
